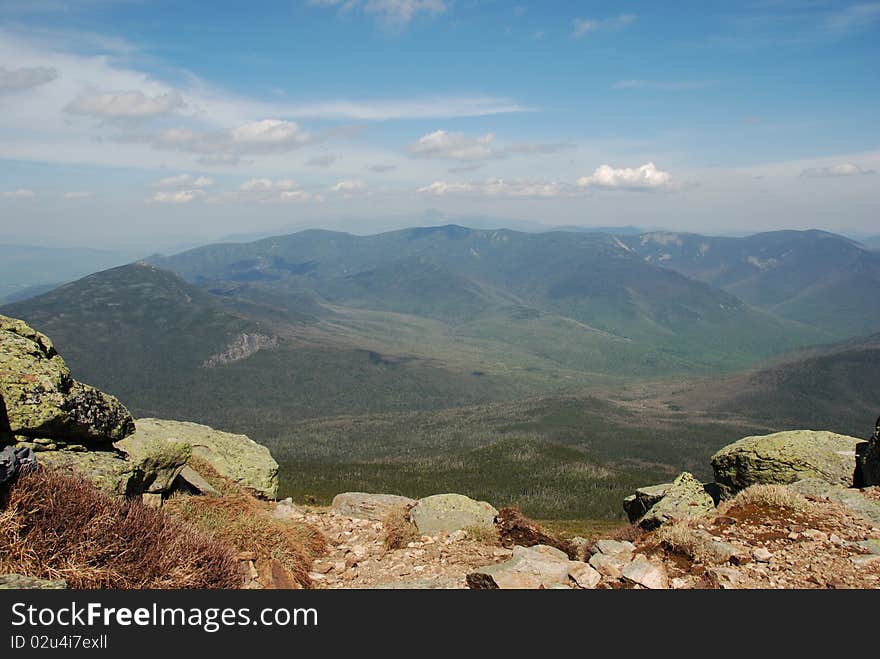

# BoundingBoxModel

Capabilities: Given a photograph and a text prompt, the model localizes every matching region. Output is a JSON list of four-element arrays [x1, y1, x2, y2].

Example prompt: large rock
[[331, 492, 415, 521], [129, 418, 278, 499], [856, 417, 880, 487], [711, 430, 863, 495], [38, 449, 142, 496], [409, 493, 498, 536], [621, 558, 668, 589], [623, 483, 670, 523], [0, 315, 134, 443], [789, 478, 880, 526], [114, 434, 191, 494], [466, 545, 577, 589], [637, 472, 715, 530]]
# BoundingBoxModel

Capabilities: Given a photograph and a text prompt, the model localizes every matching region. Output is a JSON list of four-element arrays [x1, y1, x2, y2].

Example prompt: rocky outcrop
[[856, 417, 880, 487], [129, 418, 278, 499], [410, 493, 498, 536], [331, 492, 415, 521], [789, 478, 880, 526], [626, 472, 716, 530], [711, 430, 864, 495], [0, 314, 134, 443]]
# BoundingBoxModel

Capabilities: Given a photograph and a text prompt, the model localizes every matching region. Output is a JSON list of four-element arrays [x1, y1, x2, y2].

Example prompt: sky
[[0, 0, 878, 250]]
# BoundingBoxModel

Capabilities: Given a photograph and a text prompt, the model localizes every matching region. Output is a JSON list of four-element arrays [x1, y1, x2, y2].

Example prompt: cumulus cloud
[[1, 188, 36, 199], [409, 130, 499, 161], [149, 189, 205, 204], [799, 163, 875, 178], [306, 153, 339, 167], [419, 178, 564, 198], [216, 178, 322, 204], [330, 179, 368, 196], [0, 65, 57, 92], [577, 162, 675, 191], [310, 0, 448, 26], [66, 89, 185, 118], [152, 173, 215, 189], [229, 119, 312, 151], [572, 14, 636, 38]]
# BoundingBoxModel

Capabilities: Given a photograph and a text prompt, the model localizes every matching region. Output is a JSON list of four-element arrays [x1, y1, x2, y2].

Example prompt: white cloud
[[152, 174, 215, 189], [149, 189, 205, 204], [215, 178, 322, 203], [66, 89, 185, 118], [229, 119, 312, 151], [310, 0, 447, 26], [331, 179, 368, 196], [419, 178, 564, 198], [409, 130, 499, 161], [0, 65, 57, 92], [1, 188, 36, 199], [799, 163, 875, 178], [577, 162, 675, 191], [572, 14, 636, 38]]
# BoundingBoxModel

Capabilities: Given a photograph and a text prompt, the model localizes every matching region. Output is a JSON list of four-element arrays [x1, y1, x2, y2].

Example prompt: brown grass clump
[[605, 522, 646, 544], [382, 504, 418, 551], [163, 461, 326, 588], [496, 507, 575, 558], [0, 467, 242, 589], [718, 484, 805, 515], [654, 522, 716, 564]]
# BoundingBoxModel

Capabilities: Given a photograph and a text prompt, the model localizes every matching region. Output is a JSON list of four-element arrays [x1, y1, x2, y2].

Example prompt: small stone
[[753, 548, 773, 562], [706, 567, 740, 589], [802, 529, 828, 543], [588, 553, 625, 578]]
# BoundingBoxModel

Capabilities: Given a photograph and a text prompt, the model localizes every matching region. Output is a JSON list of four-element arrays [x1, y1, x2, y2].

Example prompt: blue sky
[[0, 0, 878, 249]]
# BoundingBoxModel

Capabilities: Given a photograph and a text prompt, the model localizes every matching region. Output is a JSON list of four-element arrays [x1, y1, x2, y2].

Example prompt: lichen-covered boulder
[[38, 448, 142, 496], [789, 478, 880, 526], [331, 492, 416, 521], [711, 430, 863, 495], [114, 434, 192, 494], [130, 418, 278, 499], [0, 574, 67, 589], [638, 472, 715, 530], [623, 483, 671, 523], [410, 493, 498, 535], [0, 314, 134, 443]]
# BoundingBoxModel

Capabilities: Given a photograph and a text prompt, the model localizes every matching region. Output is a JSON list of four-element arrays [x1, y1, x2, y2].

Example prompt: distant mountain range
[[621, 229, 880, 338]]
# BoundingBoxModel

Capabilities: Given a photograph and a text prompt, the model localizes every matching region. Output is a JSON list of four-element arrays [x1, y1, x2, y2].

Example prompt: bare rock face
[[0, 314, 134, 443], [466, 545, 577, 589]]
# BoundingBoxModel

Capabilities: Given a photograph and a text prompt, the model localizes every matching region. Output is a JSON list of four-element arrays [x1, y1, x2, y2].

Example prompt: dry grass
[[496, 507, 574, 557], [0, 467, 242, 589], [464, 524, 500, 545], [718, 484, 805, 515], [382, 504, 418, 551], [654, 522, 716, 564], [163, 460, 326, 588], [605, 522, 646, 544]]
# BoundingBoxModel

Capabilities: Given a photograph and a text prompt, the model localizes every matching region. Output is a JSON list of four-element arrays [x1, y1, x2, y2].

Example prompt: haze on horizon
[[1, 0, 878, 251]]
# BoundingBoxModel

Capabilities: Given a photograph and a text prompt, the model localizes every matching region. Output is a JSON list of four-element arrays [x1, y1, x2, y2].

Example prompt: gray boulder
[[410, 493, 498, 535], [621, 558, 668, 589], [331, 492, 416, 521], [466, 545, 578, 589], [711, 430, 863, 495], [623, 483, 670, 523], [638, 472, 715, 530], [789, 478, 880, 526], [857, 417, 880, 487], [128, 418, 278, 499]]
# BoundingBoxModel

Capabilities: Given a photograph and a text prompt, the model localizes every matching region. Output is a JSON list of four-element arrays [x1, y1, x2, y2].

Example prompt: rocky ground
[[275, 485, 880, 590]]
